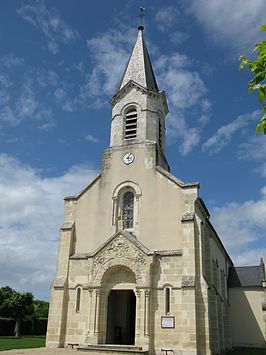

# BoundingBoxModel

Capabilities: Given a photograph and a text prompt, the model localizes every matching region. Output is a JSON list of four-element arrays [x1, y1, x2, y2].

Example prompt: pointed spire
[[118, 26, 159, 92]]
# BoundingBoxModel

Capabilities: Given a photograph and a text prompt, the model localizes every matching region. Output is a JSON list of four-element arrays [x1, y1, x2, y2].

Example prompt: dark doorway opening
[[106, 290, 136, 345]]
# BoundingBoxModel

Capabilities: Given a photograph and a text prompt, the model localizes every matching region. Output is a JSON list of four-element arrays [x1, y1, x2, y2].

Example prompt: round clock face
[[122, 152, 135, 165]]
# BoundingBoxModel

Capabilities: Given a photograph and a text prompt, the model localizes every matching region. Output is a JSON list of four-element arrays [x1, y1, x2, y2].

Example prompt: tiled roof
[[228, 266, 263, 287]]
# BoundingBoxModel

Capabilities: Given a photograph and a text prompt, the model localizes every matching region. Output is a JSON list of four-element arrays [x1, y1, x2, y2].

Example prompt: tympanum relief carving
[[92, 235, 149, 285]]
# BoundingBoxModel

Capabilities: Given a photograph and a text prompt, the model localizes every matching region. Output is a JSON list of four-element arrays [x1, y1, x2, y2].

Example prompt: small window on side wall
[[165, 287, 170, 315], [76, 287, 81, 313]]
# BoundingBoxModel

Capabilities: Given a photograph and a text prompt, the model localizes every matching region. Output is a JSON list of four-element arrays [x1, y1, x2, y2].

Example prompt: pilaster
[[46, 222, 75, 347]]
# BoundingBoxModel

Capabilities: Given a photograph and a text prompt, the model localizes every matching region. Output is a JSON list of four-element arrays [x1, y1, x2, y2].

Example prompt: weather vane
[[138, 7, 145, 29]]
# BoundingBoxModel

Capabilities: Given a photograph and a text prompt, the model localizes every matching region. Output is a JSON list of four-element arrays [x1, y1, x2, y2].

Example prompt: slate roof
[[228, 265, 264, 287], [118, 27, 158, 92]]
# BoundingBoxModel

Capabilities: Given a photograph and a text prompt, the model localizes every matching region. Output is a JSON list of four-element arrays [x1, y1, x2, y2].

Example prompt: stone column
[[135, 290, 141, 337], [87, 290, 93, 334], [112, 197, 118, 233], [134, 288, 149, 349], [85, 290, 98, 344], [144, 290, 150, 337], [94, 290, 101, 334]]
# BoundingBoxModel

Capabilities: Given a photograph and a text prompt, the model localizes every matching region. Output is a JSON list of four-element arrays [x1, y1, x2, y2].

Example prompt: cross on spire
[[138, 7, 145, 30]]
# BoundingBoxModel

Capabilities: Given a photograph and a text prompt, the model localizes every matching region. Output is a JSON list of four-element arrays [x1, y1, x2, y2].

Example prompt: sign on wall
[[161, 316, 175, 328]]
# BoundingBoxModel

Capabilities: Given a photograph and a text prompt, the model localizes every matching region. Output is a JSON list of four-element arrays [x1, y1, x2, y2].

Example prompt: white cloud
[[202, 110, 260, 154], [0, 154, 98, 300], [86, 35, 127, 95], [35, 68, 59, 88], [238, 135, 266, 161], [54, 87, 75, 112], [0, 73, 12, 108], [232, 248, 266, 266], [0, 92, 10, 107], [188, 0, 266, 52], [211, 186, 266, 265], [0, 73, 12, 89], [17, 1, 79, 54], [0, 106, 18, 125], [16, 80, 38, 119], [155, 53, 211, 155], [155, 6, 180, 33], [0, 68, 59, 127], [79, 28, 135, 104], [170, 31, 190, 45], [0, 54, 24, 69], [162, 69, 206, 110], [238, 135, 266, 176], [85, 134, 99, 144]]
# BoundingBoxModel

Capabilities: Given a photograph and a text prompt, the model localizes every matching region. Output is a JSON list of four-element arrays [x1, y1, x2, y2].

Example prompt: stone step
[[76, 344, 148, 355]]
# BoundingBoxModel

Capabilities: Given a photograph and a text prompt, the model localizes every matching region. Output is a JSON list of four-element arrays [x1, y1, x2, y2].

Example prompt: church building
[[46, 24, 266, 355]]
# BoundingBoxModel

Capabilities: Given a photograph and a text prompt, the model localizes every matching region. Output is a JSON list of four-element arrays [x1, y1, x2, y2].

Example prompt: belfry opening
[[106, 290, 136, 345]]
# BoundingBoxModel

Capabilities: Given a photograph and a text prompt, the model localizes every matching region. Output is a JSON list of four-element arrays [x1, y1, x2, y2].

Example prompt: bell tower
[[109, 25, 169, 171]]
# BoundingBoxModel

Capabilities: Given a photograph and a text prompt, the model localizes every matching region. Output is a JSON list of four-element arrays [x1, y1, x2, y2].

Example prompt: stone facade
[[46, 26, 265, 355]]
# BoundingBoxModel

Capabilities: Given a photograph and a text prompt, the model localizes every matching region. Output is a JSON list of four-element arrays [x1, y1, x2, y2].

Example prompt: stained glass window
[[123, 191, 134, 229]]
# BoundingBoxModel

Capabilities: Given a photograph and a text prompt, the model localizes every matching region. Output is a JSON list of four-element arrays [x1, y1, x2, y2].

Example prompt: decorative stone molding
[[68, 282, 89, 290], [93, 235, 146, 267], [61, 221, 74, 230], [110, 80, 164, 107], [155, 250, 182, 256], [112, 181, 142, 199], [70, 253, 89, 259], [94, 257, 143, 285], [52, 276, 66, 289], [181, 275, 195, 287], [102, 266, 136, 287], [91, 233, 152, 286], [181, 212, 195, 222]]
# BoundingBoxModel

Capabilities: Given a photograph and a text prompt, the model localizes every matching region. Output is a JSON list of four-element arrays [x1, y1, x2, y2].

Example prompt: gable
[[90, 230, 154, 287]]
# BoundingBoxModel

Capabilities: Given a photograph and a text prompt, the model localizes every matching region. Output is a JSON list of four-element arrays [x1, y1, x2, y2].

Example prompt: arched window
[[125, 107, 137, 139], [112, 182, 142, 236], [123, 191, 134, 229], [76, 287, 81, 313], [165, 287, 170, 314]]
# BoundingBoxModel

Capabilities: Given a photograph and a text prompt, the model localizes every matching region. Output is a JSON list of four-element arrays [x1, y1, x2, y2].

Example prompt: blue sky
[[0, 0, 266, 301]]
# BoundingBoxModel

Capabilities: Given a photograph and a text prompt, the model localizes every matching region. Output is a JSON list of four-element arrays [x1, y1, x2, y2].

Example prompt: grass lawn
[[226, 348, 266, 354], [0, 336, 45, 351]]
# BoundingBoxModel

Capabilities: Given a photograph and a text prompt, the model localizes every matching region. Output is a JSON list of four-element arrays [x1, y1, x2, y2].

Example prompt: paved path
[[0, 348, 77, 354]]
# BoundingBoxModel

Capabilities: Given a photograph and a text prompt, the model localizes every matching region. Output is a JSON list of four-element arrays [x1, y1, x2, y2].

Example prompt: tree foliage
[[240, 24, 266, 134], [33, 300, 49, 319], [0, 287, 35, 336]]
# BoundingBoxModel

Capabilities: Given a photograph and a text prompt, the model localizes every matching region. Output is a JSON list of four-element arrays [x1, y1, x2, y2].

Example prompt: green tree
[[0, 286, 14, 309], [33, 300, 49, 319], [240, 24, 266, 134], [0, 287, 34, 337]]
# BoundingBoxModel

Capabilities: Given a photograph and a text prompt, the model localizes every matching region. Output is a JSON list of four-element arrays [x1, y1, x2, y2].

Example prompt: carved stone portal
[[92, 234, 150, 286]]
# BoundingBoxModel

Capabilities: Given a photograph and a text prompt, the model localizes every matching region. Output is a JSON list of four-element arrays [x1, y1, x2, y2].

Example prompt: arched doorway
[[106, 290, 136, 345], [100, 265, 137, 345]]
